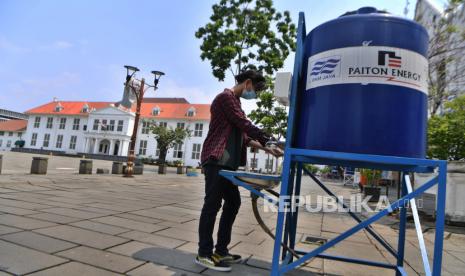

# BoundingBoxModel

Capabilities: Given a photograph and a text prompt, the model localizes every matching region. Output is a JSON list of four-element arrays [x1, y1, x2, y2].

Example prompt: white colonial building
[[21, 97, 277, 171], [0, 120, 27, 152]]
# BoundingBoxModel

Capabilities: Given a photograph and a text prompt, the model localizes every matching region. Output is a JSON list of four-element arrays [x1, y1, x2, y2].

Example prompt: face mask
[[241, 88, 257, 100]]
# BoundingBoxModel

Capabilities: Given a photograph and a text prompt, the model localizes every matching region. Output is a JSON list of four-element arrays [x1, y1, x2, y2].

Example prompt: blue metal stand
[[220, 11, 447, 276]]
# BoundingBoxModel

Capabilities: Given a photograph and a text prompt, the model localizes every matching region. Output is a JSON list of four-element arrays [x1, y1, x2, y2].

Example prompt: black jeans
[[198, 164, 241, 257]]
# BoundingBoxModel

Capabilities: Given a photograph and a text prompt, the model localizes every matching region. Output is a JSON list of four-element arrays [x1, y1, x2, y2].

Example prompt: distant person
[[195, 69, 283, 272]]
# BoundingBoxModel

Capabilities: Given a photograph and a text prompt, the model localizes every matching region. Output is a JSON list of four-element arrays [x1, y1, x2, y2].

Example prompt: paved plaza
[[0, 152, 464, 275]]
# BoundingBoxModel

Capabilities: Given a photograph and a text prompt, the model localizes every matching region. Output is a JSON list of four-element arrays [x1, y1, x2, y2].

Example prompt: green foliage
[[195, 0, 296, 81], [303, 164, 319, 174], [428, 95, 465, 161], [248, 88, 287, 139], [360, 169, 382, 187], [150, 123, 191, 164]]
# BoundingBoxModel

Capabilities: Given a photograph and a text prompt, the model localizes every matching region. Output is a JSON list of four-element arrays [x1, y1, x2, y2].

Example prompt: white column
[[109, 139, 114, 156], [84, 138, 89, 153], [93, 138, 99, 154]]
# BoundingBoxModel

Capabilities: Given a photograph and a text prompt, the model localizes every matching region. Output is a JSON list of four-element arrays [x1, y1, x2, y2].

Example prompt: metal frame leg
[[271, 153, 292, 276], [282, 162, 296, 262], [289, 162, 303, 262], [396, 172, 408, 275], [433, 161, 447, 275]]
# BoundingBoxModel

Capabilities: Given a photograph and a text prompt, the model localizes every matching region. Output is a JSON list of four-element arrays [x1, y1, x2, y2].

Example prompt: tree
[[415, 0, 465, 116], [428, 95, 465, 161], [195, 0, 296, 81], [150, 124, 192, 165]]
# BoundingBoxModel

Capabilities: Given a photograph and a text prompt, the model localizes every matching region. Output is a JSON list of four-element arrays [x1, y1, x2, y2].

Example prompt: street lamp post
[[122, 65, 164, 177]]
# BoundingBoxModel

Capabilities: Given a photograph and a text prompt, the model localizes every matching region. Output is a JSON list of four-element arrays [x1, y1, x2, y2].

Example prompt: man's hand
[[265, 147, 284, 158]]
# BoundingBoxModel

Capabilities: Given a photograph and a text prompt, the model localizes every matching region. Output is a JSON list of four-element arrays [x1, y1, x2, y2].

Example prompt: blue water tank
[[296, 7, 429, 158]]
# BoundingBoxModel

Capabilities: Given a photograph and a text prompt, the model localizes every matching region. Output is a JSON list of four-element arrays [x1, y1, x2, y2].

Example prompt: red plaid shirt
[[201, 89, 270, 166]]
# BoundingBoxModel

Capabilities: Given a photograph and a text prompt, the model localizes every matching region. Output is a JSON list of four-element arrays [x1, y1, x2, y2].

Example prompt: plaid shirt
[[201, 89, 270, 166]]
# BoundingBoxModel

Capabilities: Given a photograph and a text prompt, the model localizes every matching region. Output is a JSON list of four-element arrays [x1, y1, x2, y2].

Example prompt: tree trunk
[[159, 147, 168, 165]]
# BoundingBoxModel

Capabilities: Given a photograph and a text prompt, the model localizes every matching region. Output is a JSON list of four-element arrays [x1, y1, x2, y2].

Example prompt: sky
[[0, 0, 447, 114]]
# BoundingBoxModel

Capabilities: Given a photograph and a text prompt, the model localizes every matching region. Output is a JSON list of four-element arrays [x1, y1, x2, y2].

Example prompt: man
[[195, 70, 283, 271]]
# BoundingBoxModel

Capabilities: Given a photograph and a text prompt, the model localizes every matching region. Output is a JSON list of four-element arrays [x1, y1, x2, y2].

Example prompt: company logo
[[310, 57, 340, 76], [378, 51, 402, 68]]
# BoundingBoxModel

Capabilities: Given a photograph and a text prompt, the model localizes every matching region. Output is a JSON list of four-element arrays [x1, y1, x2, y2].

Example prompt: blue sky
[[0, 0, 446, 114]]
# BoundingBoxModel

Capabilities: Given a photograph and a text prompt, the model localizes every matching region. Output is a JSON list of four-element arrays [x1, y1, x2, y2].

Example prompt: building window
[[8, 132, 13, 136], [56, 135, 63, 148], [109, 120, 115, 131], [152, 107, 160, 116], [69, 136, 77, 150], [93, 119, 99, 131], [194, 123, 203, 137], [6, 140, 11, 148], [173, 143, 183, 158], [83, 125, 87, 131], [250, 158, 258, 169], [141, 121, 150, 134], [72, 118, 80, 130], [0, 131, 3, 136], [265, 158, 274, 170], [46, 117, 53, 129], [176, 122, 185, 129], [0, 140, 2, 147], [186, 107, 196, 117], [155, 143, 160, 157], [43, 134, 50, 148], [101, 119, 107, 131], [192, 143, 201, 160], [139, 140, 147, 155], [159, 122, 167, 128], [117, 120, 124, 132], [250, 147, 259, 153], [59, 118, 66, 129], [34, 117, 41, 128], [17, 132, 22, 137], [31, 133, 38, 146]]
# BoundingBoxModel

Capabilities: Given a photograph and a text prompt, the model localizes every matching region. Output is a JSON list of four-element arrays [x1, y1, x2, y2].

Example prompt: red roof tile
[[25, 100, 211, 120], [0, 120, 27, 132]]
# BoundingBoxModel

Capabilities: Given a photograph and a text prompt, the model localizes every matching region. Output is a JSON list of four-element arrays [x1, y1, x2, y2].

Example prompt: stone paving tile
[[107, 241, 157, 256], [86, 203, 147, 212], [130, 209, 195, 223], [0, 205, 40, 216], [34, 225, 129, 249], [73, 206, 121, 216], [0, 224, 22, 235], [114, 213, 162, 224], [26, 261, 121, 276], [25, 212, 83, 224], [127, 263, 202, 276], [202, 263, 270, 276], [91, 216, 167, 233], [0, 240, 67, 275], [132, 247, 204, 274], [157, 227, 199, 243], [38, 207, 105, 219], [70, 220, 131, 235], [176, 241, 198, 254], [0, 198, 52, 210], [0, 214, 57, 230], [0, 231, 77, 253], [119, 230, 186, 249], [56, 246, 143, 273]]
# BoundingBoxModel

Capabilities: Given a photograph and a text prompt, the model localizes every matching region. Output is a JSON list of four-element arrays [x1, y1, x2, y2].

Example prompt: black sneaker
[[213, 252, 243, 264], [194, 255, 232, 272]]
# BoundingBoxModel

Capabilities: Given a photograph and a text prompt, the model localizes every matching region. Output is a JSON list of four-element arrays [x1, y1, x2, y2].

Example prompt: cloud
[[0, 37, 31, 53], [52, 40, 73, 49]]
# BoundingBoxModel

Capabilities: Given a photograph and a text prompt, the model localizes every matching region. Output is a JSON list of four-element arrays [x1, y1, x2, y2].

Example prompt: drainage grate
[[301, 235, 327, 245]]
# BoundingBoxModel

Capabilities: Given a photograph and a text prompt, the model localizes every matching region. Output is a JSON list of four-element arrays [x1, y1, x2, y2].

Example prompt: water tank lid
[[340, 7, 389, 17]]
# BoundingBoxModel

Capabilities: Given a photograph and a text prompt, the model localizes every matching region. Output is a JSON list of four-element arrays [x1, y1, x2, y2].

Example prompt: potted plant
[[174, 160, 185, 174], [150, 123, 191, 175], [361, 169, 382, 202]]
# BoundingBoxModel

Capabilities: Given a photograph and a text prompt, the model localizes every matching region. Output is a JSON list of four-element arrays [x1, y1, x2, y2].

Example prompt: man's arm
[[248, 139, 284, 157], [218, 93, 269, 146]]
